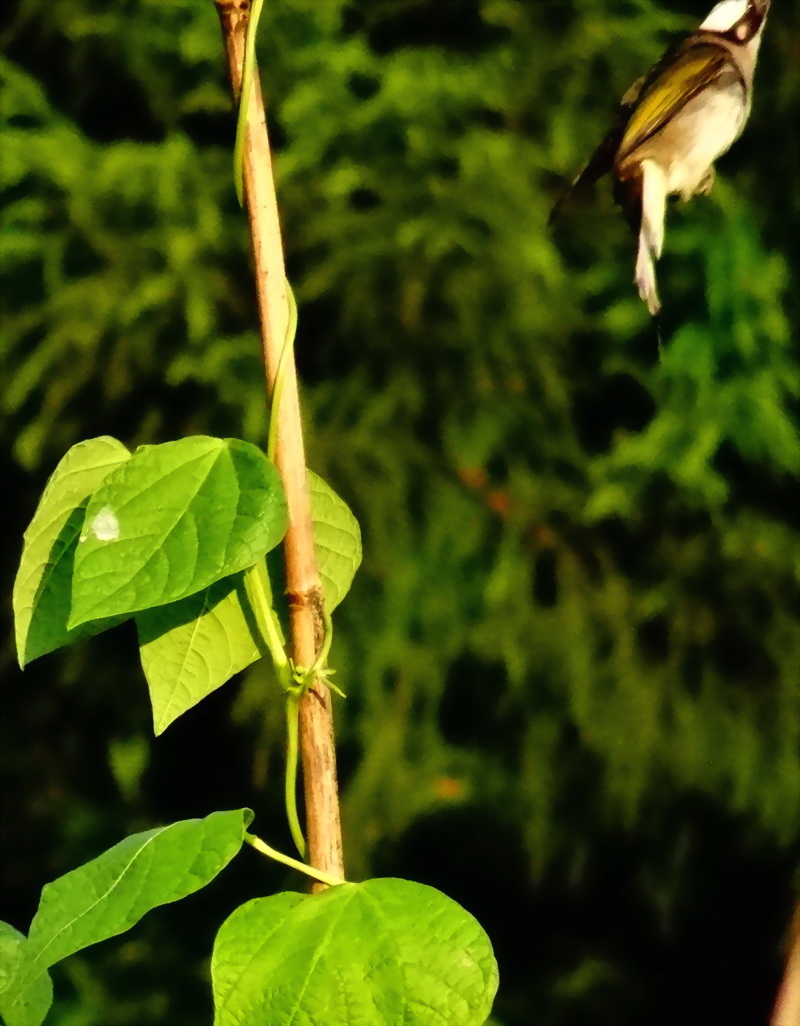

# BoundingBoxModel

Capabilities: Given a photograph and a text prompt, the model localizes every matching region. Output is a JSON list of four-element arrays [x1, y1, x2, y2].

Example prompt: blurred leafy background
[[1, 0, 798, 1023]]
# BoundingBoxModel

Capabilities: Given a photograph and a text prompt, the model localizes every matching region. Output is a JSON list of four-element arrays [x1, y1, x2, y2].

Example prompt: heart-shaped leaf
[[212, 878, 498, 1026], [68, 437, 287, 628], [13, 436, 131, 666]]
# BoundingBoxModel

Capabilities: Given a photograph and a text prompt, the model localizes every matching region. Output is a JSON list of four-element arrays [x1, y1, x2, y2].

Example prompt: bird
[[551, 0, 770, 316]]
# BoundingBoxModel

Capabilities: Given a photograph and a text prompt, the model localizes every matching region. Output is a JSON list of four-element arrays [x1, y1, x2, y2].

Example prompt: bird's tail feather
[[635, 159, 667, 315]]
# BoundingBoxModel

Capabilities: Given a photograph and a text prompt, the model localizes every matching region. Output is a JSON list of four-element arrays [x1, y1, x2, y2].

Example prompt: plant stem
[[244, 832, 345, 889], [214, 0, 344, 887], [772, 903, 800, 1026]]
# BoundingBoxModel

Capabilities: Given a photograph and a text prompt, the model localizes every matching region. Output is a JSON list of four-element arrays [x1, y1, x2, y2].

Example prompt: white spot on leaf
[[82, 506, 120, 542]]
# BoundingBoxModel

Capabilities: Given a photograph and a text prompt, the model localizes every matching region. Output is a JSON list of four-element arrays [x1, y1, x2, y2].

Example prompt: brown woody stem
[[772, 902, 800, 1026], [213, 0, 344, 885]]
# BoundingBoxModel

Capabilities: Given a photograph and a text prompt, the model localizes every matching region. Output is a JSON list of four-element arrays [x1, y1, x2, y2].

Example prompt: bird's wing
[[616, 43, 729, 162], [548, 94, 637, 224]]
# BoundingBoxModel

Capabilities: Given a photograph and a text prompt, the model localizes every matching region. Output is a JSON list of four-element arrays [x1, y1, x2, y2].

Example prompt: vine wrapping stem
[[214, 0, 344, 886]]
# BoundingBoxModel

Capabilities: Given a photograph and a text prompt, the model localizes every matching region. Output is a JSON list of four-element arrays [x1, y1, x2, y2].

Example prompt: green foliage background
[[1, 1, 798, 1023]]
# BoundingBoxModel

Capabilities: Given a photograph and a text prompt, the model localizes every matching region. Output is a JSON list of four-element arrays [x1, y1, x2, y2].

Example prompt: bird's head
[[700, 0, 770, 45]]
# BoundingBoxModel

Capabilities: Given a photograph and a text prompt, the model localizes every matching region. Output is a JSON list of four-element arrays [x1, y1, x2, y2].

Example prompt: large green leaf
[[1, 810, 253, 1020], [136, 568, 266, 736], [68, 437, 287, 628], [308, 471, 362, 611], [0, 924, 52, 1026], [13, 436, 131, 667], [211, 877, 498, 1026]]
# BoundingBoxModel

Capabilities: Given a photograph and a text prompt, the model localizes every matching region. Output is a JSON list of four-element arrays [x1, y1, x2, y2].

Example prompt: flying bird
[[552, 0, 770, 315]]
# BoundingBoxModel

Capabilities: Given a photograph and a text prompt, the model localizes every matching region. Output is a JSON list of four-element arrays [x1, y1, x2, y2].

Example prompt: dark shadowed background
[[1, 1, 799, 1023]]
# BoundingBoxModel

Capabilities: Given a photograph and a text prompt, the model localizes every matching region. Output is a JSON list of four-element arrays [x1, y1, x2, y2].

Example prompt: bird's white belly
[[662, 87, 748, 196]]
